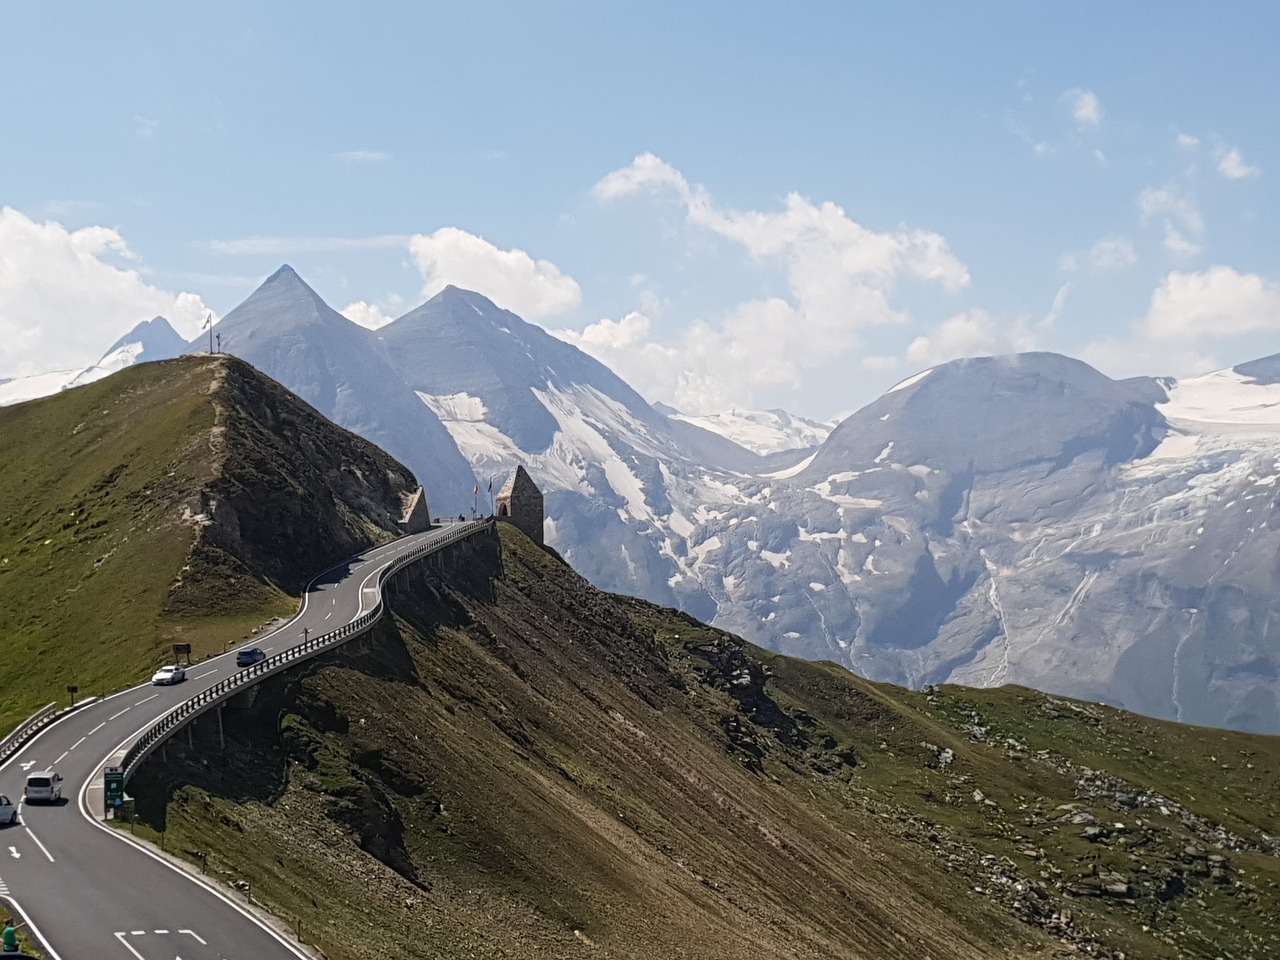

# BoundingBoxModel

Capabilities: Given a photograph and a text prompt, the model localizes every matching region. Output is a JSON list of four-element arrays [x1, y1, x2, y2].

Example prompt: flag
[[487, 479, 493, 492], [473, 484, 479, 496]]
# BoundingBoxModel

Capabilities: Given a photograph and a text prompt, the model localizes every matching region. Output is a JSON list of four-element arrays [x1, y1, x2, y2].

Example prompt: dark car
[[235, 647, 267, 667]]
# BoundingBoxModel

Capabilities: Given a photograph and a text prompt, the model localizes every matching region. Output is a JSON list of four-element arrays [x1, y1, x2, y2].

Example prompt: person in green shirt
[[2, 917, 24, 952]]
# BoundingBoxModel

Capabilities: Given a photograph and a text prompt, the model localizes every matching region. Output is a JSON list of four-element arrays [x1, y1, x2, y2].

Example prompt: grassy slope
[[128, 525, 1280, 960], [0, 356, 420, 732], [0, 357, 253, 730]]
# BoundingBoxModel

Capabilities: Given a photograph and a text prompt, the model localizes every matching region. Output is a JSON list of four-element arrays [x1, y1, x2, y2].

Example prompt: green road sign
[[104, 767, 124, 808]]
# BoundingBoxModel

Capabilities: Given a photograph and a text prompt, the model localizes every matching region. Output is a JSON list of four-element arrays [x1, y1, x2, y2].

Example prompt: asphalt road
[[0, 522, 480, 960]]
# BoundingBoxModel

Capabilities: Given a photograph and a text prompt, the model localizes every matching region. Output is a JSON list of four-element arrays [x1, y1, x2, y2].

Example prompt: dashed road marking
[[193, 669, 218, 680], [135, 693, 159, 705], [109, 706, 131, 720], [89, 722, 106, 735], [180, 929, 207, 944], [70, 736, 86, 751], [54, 751, 69, 764]]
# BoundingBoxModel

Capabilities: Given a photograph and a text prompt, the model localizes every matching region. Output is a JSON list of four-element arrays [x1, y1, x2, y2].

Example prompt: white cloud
[[1138, 185, 1203, 234], [336, 150, 390, 164], [1064, 89, 1103, 130], [1088, 238, 1136, 270], [1143, 266, 1280, 342], [1176, 131, 1200, 150], [1044, 283, 1071, 329], [0, 207, 212, 377], [590, 152, 970, 412], [1216, 147, 1259, 180], [1162, 224, 1202, 259], [341, 301, 395, 330], [407, 227, 582, 320], [905, 309, 1035, 367]]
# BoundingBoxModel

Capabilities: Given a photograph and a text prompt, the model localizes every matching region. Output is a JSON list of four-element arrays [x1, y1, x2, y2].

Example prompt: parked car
[[235, 647, 266, 667], [151, 664, 186, 685], [24, 770, 62, 804], [0, 794, 16, 824]]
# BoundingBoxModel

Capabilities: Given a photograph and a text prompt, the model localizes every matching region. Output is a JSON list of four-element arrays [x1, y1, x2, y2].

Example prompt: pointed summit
[[100, 316, 187, 365]]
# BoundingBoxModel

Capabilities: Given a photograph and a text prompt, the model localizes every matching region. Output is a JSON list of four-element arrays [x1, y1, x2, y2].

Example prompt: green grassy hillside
[[0, 356, 422, 731], [129, 525, 1280, 960]]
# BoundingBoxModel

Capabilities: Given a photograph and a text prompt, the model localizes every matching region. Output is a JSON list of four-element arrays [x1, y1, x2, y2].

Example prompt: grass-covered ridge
[[0, 356, 422, 731], [129, 524, 1280, 959]]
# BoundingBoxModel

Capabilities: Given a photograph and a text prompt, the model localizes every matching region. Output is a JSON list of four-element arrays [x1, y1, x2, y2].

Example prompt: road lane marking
[[89, 721, 106, 735], [193, 669, 218, 680], [109, 706, 131, 720], [113, 933, 146, 960], [19, 760, 36, 771], [54, 751, 68, 764], [70, 736, 86, 751], [7, 847, 18, 858], [324, 612, 332, 620], [154, 928, 169, 933], [134, 693, 159, 705], [180, 929, 207, 944], [23, 826, 54, 863]]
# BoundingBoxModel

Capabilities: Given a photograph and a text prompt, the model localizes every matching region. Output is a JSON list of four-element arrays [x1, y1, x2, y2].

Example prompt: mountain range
[[9, 265, 1280, 733]]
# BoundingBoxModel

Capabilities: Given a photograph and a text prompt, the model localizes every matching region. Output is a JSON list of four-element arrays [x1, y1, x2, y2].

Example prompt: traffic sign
[[104, 766, 125, 808]]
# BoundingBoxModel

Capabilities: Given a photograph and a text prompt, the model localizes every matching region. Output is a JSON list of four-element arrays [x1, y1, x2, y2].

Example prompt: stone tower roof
[[496, 465, 540, 500]]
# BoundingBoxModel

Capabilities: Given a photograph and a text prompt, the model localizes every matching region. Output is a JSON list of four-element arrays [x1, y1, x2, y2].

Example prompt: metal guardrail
[[118, 519, 493, 780], [0, 702, 59, 767]]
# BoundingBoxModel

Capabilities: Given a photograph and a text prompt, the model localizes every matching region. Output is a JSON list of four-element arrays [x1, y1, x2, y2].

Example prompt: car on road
[[24, 770, 62, 804], [151, 664, 187, 685], [235, 646, 266, 667], [0, 794, 16, 824]]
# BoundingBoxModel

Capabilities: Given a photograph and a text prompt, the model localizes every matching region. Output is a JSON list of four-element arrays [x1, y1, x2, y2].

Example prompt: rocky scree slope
[[0, 355, 420, 730], [128, 524, 1280, 960]]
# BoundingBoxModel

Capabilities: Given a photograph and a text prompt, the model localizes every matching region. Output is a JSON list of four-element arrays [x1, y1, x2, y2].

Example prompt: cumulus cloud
[[0, 207, 212, 378], [1143, 266, 1280, 342], [1216, 147, 1259, 180], [589, 152, 970, 412], [905, 309, 1037, 367], [1064, 89, 1103, 130], [341, 300, 396, 330], [407, 227, 582, 320]]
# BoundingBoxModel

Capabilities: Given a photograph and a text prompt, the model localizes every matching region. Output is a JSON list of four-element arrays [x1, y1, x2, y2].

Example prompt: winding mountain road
[[0, 521, 484, 960]]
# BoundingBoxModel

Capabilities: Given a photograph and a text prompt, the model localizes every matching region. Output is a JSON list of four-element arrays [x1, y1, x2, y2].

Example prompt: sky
[[2, 2, 1278, 420]]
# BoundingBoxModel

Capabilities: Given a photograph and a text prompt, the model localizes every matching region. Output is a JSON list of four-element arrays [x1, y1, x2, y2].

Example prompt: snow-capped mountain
[[16, 266, 1280, 732], [0, 316, 187, 407], [193, 266, 478, 515], [667, 407, 834, 456]]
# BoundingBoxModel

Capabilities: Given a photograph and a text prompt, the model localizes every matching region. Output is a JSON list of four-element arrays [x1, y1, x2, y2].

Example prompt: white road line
[[154, 928, 169, 934], [130, 929, 145, 936], [23, 826, 54, 863], [134, 693, 159, 705], [88, 721, 106, 735], [324, 612, 332, 620], [180, 929, 207, 945], [7, 847, 18, 859], [70, 736, 86, 750], [193, 669, 218, 680], [114, 933, 146, 960], [54, 751, 68, 764], [109, 706, 131, 720]]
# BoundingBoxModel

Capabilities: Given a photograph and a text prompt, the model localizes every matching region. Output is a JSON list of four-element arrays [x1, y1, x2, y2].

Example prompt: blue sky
[[3, 2, 1278, 419]]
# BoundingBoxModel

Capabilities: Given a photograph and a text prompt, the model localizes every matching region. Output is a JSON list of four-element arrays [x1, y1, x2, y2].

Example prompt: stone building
[[495, 465, 544, 545]]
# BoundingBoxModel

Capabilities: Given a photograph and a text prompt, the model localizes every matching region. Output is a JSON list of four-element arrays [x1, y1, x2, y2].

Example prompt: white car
[[24, 770, 61, 804], [151, 664, 187, 685], [0, 794, 16, 825]]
